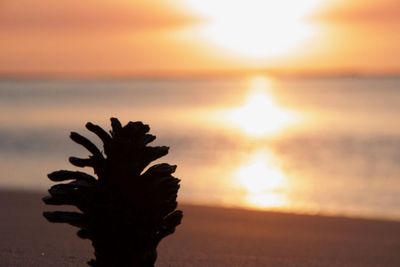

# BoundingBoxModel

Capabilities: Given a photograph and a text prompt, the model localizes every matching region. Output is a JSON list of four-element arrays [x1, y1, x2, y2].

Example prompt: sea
[[1, 76, 400, 220]]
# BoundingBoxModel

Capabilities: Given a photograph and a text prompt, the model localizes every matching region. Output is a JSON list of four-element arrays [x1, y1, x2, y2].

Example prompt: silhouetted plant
[[43, 118, 183, 267]]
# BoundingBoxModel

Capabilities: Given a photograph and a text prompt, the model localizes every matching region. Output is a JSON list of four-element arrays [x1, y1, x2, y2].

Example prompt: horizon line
[[1, 69, 400, 80]]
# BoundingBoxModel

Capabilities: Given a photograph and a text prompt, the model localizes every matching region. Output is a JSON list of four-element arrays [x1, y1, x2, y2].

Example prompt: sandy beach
[[1, 190, 400, 267]]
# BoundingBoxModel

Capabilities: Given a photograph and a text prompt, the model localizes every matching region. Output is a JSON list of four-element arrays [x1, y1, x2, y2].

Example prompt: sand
[[1, 190, 400, 267]]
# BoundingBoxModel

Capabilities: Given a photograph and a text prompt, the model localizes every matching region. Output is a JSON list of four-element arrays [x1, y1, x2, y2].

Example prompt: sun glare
[[234, 150, 288, 208], [183, 0, 322, 58], [223, 77, 300, 137]]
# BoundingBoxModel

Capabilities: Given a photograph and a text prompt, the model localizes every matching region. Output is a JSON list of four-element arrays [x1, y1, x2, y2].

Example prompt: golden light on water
[[234, 150, 288, 208], [221, 77, 301, 137], [182, 0, 322, 58]]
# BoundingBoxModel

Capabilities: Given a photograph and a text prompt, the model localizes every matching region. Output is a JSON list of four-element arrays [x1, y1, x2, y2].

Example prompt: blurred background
[[1, 0, 399, 220]]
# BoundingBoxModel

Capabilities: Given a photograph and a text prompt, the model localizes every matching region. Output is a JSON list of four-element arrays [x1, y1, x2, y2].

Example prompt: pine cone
[[43, 118, 183, 267]]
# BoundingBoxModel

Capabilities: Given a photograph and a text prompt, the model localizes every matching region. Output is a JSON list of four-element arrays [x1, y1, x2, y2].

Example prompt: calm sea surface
[[1, 76, 400, 220]]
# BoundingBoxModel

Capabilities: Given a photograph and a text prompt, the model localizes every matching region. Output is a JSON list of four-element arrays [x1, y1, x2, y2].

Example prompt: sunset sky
[[1, 0, 399, 76]]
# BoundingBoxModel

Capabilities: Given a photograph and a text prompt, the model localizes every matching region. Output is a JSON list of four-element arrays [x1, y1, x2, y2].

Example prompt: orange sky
[[0, 0, 399, 76]]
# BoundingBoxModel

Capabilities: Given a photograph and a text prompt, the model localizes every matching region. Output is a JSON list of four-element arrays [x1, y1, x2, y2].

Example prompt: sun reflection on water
[[220, 76, 301, 138], [233, 150, 289, 209]]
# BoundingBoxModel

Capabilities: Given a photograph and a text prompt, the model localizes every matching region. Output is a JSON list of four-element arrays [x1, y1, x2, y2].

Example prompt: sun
[[182, 0, 322, 58], [222, 77, 300, 137]]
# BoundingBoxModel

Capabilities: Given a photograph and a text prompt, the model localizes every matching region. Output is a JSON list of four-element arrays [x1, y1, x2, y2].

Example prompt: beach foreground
[[1, 190, 399, 267]]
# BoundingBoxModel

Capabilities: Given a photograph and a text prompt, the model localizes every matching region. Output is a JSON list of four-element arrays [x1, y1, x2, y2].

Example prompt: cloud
[[0, 0, 196, 33], [316, 0, 400, 26]]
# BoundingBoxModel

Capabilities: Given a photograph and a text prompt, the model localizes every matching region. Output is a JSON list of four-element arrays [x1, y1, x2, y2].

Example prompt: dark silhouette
[[43, 118, 183, 267]]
